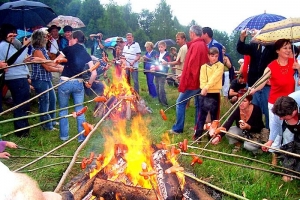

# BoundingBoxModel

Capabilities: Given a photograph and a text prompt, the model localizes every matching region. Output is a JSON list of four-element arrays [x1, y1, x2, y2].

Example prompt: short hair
[[31, 29, 48, 48], [158, 41, 166, 48], [0, 23, 17, 41], [272, 96, 298, 117], [176, 32, 186, 40], [292, 45, 299, 58], [209, 47, 219, 55], [144, 41, 154, 49], [274, 39, 291, 51], [189, 25, 203, 37], [202, 27, 213, 38], [170, 47, 177, 52], [72, 30, 85, 43], [126, 33, 133, 37]]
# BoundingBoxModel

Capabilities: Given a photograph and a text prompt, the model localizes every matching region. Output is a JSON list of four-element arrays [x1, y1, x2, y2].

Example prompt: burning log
[[92, 178, 157, 200]]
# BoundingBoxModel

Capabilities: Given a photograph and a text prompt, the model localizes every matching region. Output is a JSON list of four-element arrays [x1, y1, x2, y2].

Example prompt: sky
[[101, 0, 299, 34]]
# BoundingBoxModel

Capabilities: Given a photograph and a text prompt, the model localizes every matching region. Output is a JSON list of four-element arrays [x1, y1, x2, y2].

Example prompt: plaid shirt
[[31, 48, 52, 81]]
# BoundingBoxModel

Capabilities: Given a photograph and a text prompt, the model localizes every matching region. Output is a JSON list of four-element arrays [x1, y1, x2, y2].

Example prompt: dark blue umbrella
[[154, 39, 176, 48], [0, 0, 57, 29], [234, 12, 286, 31]]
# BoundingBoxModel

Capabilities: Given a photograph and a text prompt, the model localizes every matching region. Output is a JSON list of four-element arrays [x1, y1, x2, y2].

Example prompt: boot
[[271, 153, 278, 166]]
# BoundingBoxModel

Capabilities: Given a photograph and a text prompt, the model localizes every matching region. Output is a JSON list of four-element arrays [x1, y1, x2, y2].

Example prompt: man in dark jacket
[[236, 29, 277, 129]]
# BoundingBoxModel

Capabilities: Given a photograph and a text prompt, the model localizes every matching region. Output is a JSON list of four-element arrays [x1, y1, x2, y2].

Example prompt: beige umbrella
[[251, 17, 300, 45], [47, 15, 85, 28]]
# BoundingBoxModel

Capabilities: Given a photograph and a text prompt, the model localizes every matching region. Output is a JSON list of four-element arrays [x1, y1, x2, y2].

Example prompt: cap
[[48, 25, 61, 32], [116, 37, 124, 43], [63, 25, 73, 32]]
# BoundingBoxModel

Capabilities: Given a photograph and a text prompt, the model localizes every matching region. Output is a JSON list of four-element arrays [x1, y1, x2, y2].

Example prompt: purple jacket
[[0, 141, 7, 152]]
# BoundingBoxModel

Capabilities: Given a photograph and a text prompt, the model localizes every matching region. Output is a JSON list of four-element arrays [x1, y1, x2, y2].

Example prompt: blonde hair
[[209, 47, 219, 55], [144, 41, 154, 49]]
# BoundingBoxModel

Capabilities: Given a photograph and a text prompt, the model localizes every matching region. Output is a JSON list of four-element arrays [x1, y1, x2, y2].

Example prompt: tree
[[79, 0, 104, 27], [138, 9, 154, 36]]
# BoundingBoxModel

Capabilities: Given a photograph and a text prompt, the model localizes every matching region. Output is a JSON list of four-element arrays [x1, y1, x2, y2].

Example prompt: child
[[194, 47, 224, 141], [151, 41, 171, 107]]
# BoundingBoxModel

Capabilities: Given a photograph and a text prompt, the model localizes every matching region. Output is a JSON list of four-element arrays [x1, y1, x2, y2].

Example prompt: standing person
[[194, 47, 224, 140], [143, 41, 158, 98], [89, 33, 105, 60], [222, 46, 234, 100], [237, 28, 278, 130], [272, 91, 300, 182], [122, 33, 141, 94], [151, 41, 170, 107], [250, 39, 300, 155], [61, 25, 73, 49], [46, 25, 66, 60], [0, 61, 8, 113], [0, 23, 31, 137], [163, 32, 188, 87], [169, 25, 209, 134], [30, 29, 64, 131], [55, 30, 97, 142], [201, 27, 223, 63]]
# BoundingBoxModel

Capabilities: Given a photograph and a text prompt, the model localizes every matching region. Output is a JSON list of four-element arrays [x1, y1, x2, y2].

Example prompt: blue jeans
[[252, 86, 270, 129], [155, 76, 168, 106], [58, 80, 86, 142], [172, 89, 200, 133], [84, 81, 104, 97], [6, 78, 30, 137], [145, 72, 157, 98], [126, 70, 139, 94], [32, 80, 56, 130]]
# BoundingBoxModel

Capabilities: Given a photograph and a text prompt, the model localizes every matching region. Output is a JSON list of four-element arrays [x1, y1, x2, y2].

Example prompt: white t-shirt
[[122, 41, 141, 68]]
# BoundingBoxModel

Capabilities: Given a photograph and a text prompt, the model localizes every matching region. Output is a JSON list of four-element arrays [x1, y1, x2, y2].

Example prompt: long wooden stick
[[20, 161, 81, 173], [188, 145, 300, 176], [0, 62, 100, 116], [221, 130, 300, 158], [182, 171, 249, 200], [54, 99, 124, 192], [13, 132, 83, 172], [0, 99, 95, 124], [181, 152, 300, 180]]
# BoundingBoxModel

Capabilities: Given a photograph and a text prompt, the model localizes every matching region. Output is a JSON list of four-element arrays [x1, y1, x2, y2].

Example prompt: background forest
[[0, 0, 243, 68]]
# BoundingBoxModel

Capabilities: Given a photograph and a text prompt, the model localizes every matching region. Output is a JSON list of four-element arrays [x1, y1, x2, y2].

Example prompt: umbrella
[[0, 0, 57, 29], [47, 15, 85, 28], [104, 36, 127, 47], [17, 29, 32, 40], [234, 12, 286, 31], [154, 39, 176, 48], [251, 18, 300, 45]]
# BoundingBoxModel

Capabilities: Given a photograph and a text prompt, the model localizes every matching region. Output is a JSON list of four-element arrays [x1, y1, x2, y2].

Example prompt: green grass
[[1, 68, 300, 199]]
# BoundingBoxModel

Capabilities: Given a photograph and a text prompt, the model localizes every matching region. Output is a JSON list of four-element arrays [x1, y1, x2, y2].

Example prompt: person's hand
[[239, 121, 250, 130], [211, 135, 221, 145], [0, 152, 11, 159], [6, 141, 17, 149], [23, 37, 31, 46], [240, 29, 248, 41], [162, 61, 168, 65], [150, 65, 155, 71], [0, 61, 8, 72], [201, 88, 207, 96], [248, 87, 256, 95], [262, 140, 273, 152], [85, 82, 92, 88]]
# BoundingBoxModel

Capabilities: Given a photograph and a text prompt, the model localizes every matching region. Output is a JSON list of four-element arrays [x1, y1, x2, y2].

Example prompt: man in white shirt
[[122, 33, 141, 94]]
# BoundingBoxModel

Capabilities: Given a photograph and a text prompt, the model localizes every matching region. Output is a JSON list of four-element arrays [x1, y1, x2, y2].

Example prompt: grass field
[[1, 65, 300, 199]]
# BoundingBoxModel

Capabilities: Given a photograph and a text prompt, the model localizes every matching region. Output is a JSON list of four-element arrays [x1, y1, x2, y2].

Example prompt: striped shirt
[[31, 48, 52, 81]]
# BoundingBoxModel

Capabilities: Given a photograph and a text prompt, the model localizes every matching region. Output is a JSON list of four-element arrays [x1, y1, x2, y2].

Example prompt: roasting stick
[[221, 130, 300, 159], [188, 145, 300, 176], [181, 170, 248, 200], [0, 97, 99, 125], [20, 162, 81, 173], [54, 99, 124, 192], [181, 152, 300, 180], [0, 57, 67, 69], [0, 61, 100, 116], [2, 107, 88, 137]]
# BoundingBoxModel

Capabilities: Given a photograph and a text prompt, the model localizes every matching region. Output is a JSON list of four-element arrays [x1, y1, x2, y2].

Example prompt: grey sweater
[[0, 41, 29, 80]]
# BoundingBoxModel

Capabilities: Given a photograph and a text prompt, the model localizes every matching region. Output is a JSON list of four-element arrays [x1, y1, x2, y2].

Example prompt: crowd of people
[[0, 22, 300, 190]]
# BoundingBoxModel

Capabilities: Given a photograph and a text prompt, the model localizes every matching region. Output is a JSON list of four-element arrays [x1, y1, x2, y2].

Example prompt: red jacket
[[178, 38, 208, 92]]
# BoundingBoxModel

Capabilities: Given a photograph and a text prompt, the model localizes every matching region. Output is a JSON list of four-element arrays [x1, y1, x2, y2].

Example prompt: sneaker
[[49, 127, 58, 131], [169, 129, 181, 135]]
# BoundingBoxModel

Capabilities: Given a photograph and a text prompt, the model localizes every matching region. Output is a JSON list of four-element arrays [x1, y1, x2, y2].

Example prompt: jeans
[[155, 76, 167, 106], [58, 80, 86, 142], [31, 80, 56, 130], [5, 78, 30, 137], [172, 89, 200, 133], [84, 81, 104, 97], [126, 70, 139, 94], [145, 72, 157, 98], [252, 86, 270, 129]]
